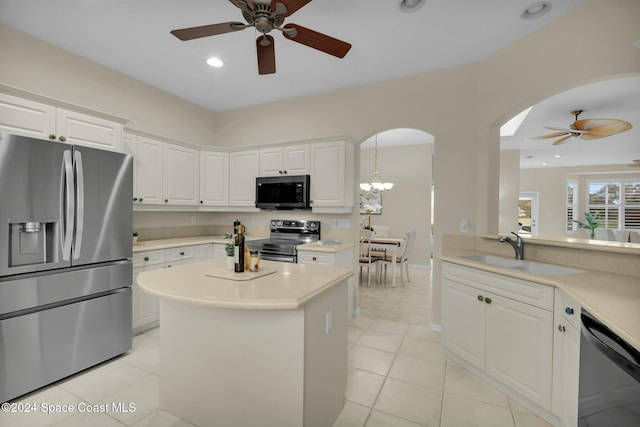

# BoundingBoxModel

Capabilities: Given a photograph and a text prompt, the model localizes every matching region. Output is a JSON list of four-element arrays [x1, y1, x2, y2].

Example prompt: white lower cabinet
[[442, 262, 554, 411], [132, 244, 213, 334], [552, 289, 580, 427], [297, 247, 356, 318]]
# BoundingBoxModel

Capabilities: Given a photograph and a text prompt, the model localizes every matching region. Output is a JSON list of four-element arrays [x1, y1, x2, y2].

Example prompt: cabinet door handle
[[144, 256, 149, 261], [312, 256, 317, 261], [164, 199, 169, 203], [200, 200, 203, 204], [59, 136, 67, 142], [558, 324, 566, 333], [477, 295, 484, 302], [565, 307, 574, 315], [133, 197, 138, 202], [180, 251, 185, 256], [484, 297, 492, 304], [283, 170, 288, 174], [49, 134, 56, 140], [139, 197, 144, 202]]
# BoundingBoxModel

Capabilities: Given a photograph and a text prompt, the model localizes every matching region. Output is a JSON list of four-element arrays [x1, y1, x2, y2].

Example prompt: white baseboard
[[408, 264, 431, 270]]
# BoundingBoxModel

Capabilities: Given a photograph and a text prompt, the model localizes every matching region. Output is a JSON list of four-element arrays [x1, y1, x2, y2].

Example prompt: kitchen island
[[137, 258, 353, 427]]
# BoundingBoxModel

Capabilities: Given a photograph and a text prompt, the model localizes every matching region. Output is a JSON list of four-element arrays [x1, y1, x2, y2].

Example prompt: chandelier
[[360, 134, 394, 193]]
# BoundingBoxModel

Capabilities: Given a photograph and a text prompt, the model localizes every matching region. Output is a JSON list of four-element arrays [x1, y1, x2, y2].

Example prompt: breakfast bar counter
[[137, 259, 353, 427]]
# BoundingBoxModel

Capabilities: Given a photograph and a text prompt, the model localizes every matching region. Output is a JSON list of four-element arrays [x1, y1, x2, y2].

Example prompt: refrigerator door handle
[[73, 150, 84, 260], [61, 150, 75, 261]]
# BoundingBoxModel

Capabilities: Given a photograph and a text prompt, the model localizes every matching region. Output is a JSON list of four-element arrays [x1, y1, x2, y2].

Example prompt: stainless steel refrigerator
[[0, 133, 133, 403]]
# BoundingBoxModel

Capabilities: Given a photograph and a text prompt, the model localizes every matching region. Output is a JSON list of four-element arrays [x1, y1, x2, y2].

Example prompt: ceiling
[[0, 0, 586, 112]]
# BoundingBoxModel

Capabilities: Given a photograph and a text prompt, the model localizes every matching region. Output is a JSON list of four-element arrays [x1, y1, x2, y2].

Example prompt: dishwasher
[[578, 309, 640, 426]]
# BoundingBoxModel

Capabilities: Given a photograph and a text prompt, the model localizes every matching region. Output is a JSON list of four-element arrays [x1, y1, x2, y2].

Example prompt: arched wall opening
[[357, 128, 435, 267]]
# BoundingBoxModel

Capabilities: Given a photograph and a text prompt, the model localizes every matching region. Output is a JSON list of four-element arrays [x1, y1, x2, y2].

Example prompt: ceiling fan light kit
[[170, 0, 352, 75], [521, 2, 552, 20]]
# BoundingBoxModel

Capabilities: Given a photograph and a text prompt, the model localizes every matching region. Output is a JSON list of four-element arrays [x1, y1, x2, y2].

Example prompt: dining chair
[[379, 229, 416, 286], [359, 229, 381, 288]]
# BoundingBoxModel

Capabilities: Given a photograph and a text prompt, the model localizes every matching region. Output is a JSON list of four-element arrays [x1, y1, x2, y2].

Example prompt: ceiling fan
[[170, 0, 352, 75], [534, 110, 633, 146]]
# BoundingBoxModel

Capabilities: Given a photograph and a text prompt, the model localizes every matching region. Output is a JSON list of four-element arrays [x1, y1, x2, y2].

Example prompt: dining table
[[365, 236, 405, 287]]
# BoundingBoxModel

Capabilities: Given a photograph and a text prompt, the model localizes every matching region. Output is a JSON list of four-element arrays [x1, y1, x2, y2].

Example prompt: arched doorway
[[358, 128, 435, 268]]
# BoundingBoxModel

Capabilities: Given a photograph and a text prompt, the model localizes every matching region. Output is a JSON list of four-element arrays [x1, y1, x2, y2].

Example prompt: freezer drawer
[[0, 288, 132, 403], [0, 261, 132, 317]]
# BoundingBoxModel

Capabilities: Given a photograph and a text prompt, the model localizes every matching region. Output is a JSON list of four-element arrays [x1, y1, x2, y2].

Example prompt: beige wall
[[360, 144, 433, 266], [1, 0, 638, 326], [499, 150, 521, 233], [0, 25, 218, 146]]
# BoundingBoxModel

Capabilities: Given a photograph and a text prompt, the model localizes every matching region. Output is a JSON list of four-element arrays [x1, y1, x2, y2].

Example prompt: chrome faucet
[[498, 231, 524, 260]]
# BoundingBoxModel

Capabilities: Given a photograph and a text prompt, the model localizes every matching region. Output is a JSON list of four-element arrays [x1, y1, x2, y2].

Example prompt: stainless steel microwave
[[255, 175, 311, 209]]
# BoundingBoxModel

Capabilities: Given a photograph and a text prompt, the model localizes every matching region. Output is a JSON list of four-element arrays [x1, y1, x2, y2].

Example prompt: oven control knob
[[277, 221, 283, 227], [271, 220, 277, 226], [309, 222, 317, 229]]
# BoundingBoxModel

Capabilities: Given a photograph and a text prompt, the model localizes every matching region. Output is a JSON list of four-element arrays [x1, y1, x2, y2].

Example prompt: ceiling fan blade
[[552, 135, 575, 146], [229, 0, 253, 12], [534, 131, 570, 140], [279, 0, 312, 16], [543, 126, 588, 134], [574, 118, 632, 136], [171, 22, 245, 41], [282, 23, 351, 58], [257, 35, 276, 75]]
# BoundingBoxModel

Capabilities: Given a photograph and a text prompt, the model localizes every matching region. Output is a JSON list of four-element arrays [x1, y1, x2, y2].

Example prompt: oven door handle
[[581, 311, 640, 382], [260, 254, 296, 263]]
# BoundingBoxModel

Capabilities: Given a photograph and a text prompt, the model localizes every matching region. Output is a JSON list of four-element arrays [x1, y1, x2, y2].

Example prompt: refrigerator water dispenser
[[8, 221, 57, 267]]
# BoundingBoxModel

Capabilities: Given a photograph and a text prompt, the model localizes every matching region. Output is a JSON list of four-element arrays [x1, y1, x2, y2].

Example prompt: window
[[586, 179, 640, 230], [566, 180, 578, 232]]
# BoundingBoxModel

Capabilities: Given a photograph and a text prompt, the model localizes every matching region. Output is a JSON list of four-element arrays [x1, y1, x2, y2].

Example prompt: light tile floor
[[1, 267, 553, 427]]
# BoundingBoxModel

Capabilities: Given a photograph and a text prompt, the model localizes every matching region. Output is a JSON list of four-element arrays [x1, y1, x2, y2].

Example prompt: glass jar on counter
[[249, 250, 260, 272]]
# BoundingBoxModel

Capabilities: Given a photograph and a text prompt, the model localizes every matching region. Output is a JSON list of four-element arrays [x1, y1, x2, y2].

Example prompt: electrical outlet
[[330, 218, 337, 228], [326, 310, 333, 334], [337, 218, 350, 229], [191, 215, 197, 225]]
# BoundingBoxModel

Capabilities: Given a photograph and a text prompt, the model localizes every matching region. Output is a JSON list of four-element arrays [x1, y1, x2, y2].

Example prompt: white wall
[[359, 144, 433, 266]]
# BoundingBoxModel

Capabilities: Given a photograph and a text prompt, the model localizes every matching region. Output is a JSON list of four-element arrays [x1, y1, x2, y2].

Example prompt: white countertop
[[134, 236, 355, 254], [137, 258, 353, 310], [440, 250, 640, 352], [133, 236, 252, 252]]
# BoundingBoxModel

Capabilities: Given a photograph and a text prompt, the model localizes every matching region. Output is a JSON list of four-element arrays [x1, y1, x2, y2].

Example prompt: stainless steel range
[[248, 220, 320, 263]]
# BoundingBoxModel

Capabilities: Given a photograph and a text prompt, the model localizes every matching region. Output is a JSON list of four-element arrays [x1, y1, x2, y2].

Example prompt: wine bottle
[[234, 224, 245, 273]]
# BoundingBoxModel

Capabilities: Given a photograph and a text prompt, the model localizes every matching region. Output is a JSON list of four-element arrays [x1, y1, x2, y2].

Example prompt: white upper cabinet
[[0, 93, 56, 139], [200, 151, 229, 206], [229, 149, 260, 207], [0, 93, 123, 151], [309, 140, 354, 211], [260, 144, 309, 176], [55, 108, 123, 151], [124, 134, 164, 205], [163, 143, 199, 205]]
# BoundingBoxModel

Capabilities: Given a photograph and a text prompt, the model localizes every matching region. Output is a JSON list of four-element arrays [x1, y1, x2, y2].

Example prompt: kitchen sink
[[462, 255, 585, 276]]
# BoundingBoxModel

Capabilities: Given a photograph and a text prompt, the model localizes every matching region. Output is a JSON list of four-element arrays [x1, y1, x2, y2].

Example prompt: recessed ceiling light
[[399, 0, 425, 13], [206, 57, 224, 68], [554, 154, 561, 158], [542, 161, 549, 166], [526, 155, 534, 159], [521, 2, 552, 20]]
